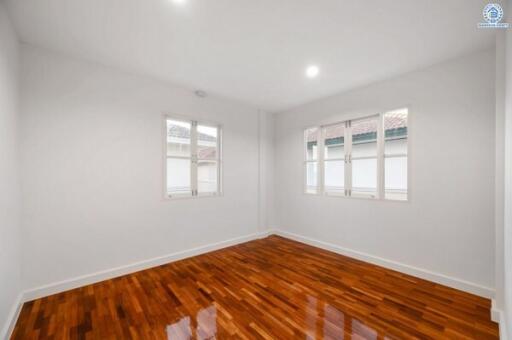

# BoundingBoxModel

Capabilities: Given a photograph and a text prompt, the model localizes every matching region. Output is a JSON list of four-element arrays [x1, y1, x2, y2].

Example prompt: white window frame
[[382, 109, 409, 201], [346, 114, 380, 199], [163, 114, 222, 200], [321, 121, 347, 197], [304, 127, 324, 194], [304, 108, 409, 202]]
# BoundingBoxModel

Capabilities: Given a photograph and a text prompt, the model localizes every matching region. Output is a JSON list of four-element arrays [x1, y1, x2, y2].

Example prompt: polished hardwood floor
[[12, 236, 498, 339]]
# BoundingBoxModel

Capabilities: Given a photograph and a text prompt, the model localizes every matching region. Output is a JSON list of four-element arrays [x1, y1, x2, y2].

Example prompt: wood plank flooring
[[11, 235, 499, 339]]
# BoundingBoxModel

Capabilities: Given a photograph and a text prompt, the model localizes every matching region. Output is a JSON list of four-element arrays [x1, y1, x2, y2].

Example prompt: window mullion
[[191, 121, 198, 196], [217, 128, 222, 194], [345, 121, 352, 196], [377, 114, 385, 199], [318, 127, 325, 195]]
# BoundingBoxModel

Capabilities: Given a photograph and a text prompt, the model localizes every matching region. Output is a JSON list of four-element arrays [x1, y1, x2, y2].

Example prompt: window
[[304, 108, 408, 201], [384, 109, 408, 200], [350, 116, 378, 198], [165, 117, 221, 198], [304, 127, 319, 194], [324, 123, 346, 194]]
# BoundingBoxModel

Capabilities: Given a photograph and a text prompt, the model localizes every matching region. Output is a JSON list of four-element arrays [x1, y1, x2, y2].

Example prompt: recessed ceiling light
[[306, 65, 320, 79]]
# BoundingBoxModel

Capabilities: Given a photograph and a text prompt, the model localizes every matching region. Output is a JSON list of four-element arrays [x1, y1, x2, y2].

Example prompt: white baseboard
[[500, 311, 508, 340], [491, 299, 507, 339], [8, 229, 498, 339], [23, 231, 269, 302], [20, 228, 494, 300], [0, 293, 23, 340], [492, 299, 501, 323], [271, 229, 495, 298]]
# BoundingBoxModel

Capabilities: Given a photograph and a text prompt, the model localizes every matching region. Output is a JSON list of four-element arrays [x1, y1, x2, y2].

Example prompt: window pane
[[167, 120, 191, 157], [198, 125, 218, 160], [384, 109, 408, 140], [351, 117, 377, 158], [306, 162, 318, 193], [324, 160, 344, 194], [352, 158, 377, 197], [385, 138, 407, 156], [324, 123, 345, 159], [305, 128, 319, 161], [385, 156, 408, 200], [384, 109, 408, 200], [198, 161, 218, 193], [384, 109, 408, 158], [167, 158, 191, 195]]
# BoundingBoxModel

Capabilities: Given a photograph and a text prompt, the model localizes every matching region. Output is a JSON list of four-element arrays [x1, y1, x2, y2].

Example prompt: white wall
[[496, 29, 506, 322], [0, 2, 22, 338], [274, 50, 496, 296], [258, 110, 275, 232], [503, 1, 512, 336], [19, 44, 264, 290]]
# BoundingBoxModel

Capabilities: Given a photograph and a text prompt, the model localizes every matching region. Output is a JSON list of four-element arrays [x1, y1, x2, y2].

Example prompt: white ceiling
[[5, 0, 497, 112]]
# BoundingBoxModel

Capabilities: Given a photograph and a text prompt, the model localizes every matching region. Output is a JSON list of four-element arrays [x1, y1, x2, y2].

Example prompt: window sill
[[303, 192, 409, 203], [163, 193, 223, 201]]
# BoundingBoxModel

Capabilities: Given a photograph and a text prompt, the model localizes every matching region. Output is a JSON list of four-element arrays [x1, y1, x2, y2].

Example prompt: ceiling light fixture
[[306, 65, 320, 79], [195, 90, 207, 98]]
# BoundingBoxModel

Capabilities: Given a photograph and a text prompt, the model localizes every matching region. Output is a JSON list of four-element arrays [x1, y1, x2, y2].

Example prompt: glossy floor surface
[[12, 236, 498, 339]]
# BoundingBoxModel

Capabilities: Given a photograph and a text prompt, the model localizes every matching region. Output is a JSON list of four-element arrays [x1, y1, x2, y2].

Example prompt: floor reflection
[[166, 298, 383, 339], [167, 305, 217, 340], [305, 295, 379, 339]]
